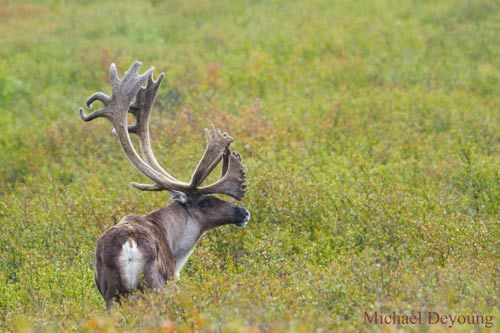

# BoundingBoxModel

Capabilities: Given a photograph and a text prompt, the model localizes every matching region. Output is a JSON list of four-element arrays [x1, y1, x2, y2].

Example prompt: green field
[[0, 0, 499, 331]]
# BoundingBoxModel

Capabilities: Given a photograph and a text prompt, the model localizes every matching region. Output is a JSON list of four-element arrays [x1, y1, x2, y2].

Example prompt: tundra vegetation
[[0, 0, 498, 332]]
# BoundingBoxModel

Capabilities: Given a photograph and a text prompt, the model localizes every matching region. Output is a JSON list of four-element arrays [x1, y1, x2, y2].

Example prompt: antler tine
[[188, 125, 233, 188], [79, 106, 110, 122], [80, 61, 191, 192], [198, 150, 246, 200], [130, 182, 164, 191], [86, 92, 112, 108], [79, 92, 112, 121], [221, 147, 230, 177]]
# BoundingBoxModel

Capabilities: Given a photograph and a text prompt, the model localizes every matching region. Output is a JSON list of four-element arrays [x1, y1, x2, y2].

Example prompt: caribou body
[[79, 61, 250, 308]]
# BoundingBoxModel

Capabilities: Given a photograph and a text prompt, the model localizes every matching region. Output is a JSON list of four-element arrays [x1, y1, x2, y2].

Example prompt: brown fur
[[94, 215, 175, 308]]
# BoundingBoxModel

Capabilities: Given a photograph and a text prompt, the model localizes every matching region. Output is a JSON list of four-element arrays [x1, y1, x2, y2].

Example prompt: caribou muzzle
[[234, 206, 251, 227]]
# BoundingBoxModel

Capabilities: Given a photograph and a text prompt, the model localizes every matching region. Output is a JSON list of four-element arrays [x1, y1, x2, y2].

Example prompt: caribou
[[79, 61, 250, 308]]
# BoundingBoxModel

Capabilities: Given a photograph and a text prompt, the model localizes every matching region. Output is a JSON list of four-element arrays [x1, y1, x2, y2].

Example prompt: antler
[[198, 150, 247, 200], [125, 72, 179, 182], [80, 61, 191, 192], [189, 126, 233, 187], [79, 61, 246, 200]]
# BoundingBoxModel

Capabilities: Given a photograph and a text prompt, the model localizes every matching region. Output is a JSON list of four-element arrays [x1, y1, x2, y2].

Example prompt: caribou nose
[[235, 207, 250, 227], [242, 209, 250, 222]]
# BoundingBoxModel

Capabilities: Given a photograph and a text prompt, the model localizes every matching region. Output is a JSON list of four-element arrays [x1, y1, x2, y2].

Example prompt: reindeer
[[79, 61, 250, 308]]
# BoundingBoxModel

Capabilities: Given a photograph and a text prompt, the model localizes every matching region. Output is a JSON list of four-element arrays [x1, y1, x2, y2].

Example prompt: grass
[[0, 0, 499, 331]]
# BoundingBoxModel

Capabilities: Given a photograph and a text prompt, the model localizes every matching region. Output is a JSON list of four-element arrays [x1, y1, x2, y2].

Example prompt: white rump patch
[[118, 238, 144, 291]]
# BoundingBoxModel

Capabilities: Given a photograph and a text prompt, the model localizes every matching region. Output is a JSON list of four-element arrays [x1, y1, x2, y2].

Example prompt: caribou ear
[[169, 190, 190, 204]]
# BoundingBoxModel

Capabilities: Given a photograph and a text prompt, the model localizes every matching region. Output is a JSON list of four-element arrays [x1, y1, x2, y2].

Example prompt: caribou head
[[79, 61, 250, 308]]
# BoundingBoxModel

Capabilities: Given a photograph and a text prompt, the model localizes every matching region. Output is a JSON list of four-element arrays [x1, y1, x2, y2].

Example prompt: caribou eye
[[198, 198, 212, 208]]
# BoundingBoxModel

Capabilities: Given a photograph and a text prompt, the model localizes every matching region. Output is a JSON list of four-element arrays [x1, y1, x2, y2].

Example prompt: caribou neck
[[145, 202, 204, 276]]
